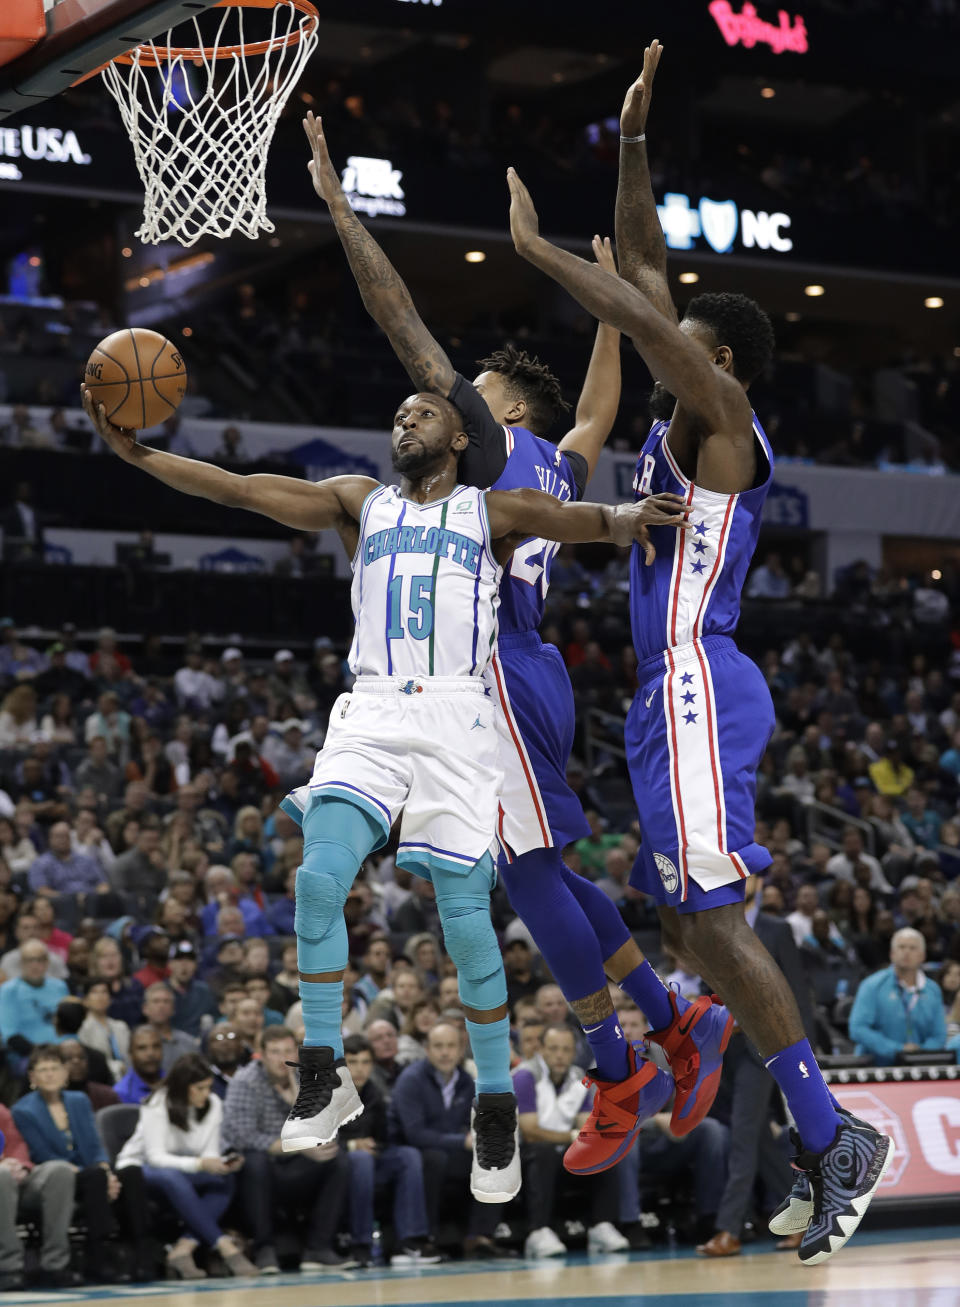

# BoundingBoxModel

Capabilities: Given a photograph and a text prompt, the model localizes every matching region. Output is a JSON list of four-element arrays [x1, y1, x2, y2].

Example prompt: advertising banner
[[833, 1081, 960, 1201]]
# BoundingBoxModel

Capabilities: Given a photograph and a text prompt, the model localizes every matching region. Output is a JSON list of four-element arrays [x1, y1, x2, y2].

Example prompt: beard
[[391, 441, 434, 478], [648, 381, 678, 423]]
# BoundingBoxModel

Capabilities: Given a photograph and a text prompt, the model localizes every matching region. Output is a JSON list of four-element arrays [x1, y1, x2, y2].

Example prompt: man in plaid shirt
[[221, 1026, 351, 1273]]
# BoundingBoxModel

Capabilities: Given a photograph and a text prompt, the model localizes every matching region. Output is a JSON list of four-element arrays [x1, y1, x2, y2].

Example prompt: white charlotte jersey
[[348, 483, 501, 679]]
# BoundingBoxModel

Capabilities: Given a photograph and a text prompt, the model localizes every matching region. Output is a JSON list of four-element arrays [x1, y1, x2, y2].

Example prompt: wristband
[[620, 133, 646, 144]]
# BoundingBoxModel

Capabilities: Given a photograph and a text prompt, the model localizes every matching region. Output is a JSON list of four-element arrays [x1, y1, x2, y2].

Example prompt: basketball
[[84, 327, 187, 430]]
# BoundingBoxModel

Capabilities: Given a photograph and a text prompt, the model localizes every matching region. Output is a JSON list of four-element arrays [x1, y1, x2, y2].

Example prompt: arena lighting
[[464, 251, 486, 263], [678, 271, 699, 284], [932, 569, 942, 580], [804, 284, 825, 297], [760, 86, 776, 98], [925, 296, 944, 308], [785, 311, 801, 321], [182, 327, 193, 337], [121, 247, 132, 258]]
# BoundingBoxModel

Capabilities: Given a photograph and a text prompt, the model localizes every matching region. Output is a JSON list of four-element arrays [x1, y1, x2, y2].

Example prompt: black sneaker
[[796, 1116, 894, 1265], [390, 1238, 444, 1266], [471, 1092, 521, 1203], [300, 1247, 360, 1271], [280, 1047, 363, 1152], [768, 1109, 877, 1238]]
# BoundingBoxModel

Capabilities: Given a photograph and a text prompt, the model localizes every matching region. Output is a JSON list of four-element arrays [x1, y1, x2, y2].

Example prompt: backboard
[[0, 0, 223, 120]]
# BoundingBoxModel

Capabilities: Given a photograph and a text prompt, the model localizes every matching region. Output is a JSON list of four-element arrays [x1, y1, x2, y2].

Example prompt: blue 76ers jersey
[[349, 484, 501, 678], [629, 416, 774, 662], [492, 426, 581, 635]]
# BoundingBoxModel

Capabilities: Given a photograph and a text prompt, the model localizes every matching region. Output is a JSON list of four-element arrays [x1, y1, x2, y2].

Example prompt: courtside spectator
[[116, 1053, 255, 1278], [0, 912, 68, 981], [365, 1018, 403, 1092], [60, 1039, 120, 1111], [222, 1026, 351, 1272], [390, 1022, 509, 1259], [341, 1035, 439, 1266], [0, 1100, 77, 1290], [514, 1025, 627, 1258], [205, 1025, 249, 1099], [13, 1045, 148, 1282]]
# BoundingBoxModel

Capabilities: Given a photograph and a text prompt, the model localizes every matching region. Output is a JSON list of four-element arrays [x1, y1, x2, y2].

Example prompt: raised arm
[[81, 386, 375, 540], [303, 112, 455, 397], [557, 236, 622, 484], [507, 172, 752, 440], [615, 41, 678, 324], [485, 486, 688, 563]]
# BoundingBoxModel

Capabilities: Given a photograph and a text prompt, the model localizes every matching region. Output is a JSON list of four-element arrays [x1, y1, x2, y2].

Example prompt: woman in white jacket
[[116, 1053, 257, 1279], [78, 978, 130, 1081]]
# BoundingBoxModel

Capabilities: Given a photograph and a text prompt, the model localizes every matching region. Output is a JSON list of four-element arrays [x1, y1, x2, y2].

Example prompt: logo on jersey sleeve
[[653, 852, 679, 895]]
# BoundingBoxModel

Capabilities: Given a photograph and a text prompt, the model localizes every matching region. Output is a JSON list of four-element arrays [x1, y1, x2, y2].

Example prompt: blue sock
[[583, 1011, 629, 1081], [466, 1015, 514, 1096], [300, 979, 344, 1057], [618, 961, 686, 1031], [764, 1038, 841, 1154]]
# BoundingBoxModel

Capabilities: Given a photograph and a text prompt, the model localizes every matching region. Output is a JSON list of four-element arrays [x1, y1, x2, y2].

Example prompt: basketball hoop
[[99, 0, 319, 246]]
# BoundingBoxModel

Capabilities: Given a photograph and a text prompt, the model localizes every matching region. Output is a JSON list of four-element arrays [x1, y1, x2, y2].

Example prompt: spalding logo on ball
[[84, 327, 187, 430]]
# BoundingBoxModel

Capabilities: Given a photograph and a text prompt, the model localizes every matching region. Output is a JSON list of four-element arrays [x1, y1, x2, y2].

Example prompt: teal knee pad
[[436, 897, 507, 1011], [295, 797, 383, 974]]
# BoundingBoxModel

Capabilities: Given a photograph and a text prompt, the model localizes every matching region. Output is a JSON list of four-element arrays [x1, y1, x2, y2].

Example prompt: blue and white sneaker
[[794, 1115, 894, 1265], [768, 1109, 876, 1238]]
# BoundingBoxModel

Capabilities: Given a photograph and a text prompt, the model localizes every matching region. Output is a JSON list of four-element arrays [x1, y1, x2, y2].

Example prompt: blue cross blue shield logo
[[699, 199, 738, 254]]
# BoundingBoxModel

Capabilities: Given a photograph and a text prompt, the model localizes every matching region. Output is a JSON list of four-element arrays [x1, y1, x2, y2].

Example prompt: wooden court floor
[[6, 1228, 958, 1307]]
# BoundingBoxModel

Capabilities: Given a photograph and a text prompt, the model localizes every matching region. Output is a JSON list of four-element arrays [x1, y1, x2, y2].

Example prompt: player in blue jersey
[[303, 113, 732, 1177], [505, 41, 894, 1266], [81, 379, 685, 1219]]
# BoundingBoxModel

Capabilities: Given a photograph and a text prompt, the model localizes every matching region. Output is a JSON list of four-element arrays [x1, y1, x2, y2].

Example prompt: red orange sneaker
[[563, 1042, 672, 1176], [646, 992, 734, 1137]]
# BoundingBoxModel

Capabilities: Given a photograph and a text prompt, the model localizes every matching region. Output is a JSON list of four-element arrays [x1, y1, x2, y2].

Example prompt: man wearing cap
[[174, 643, 225, 714], [132, 929, 172, 989], [168, 941, 219, 1038], [220, 648, 248, 704], [32, 644, 89, 704], [58, 624, 91, 679], [263, 720, 315, 791], [268, 651, 312, 713]]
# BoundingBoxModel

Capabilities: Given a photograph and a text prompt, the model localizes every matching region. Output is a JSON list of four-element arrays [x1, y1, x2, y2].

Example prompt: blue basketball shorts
[[626, 634, 774, 914], [484, 631, 591, 861]]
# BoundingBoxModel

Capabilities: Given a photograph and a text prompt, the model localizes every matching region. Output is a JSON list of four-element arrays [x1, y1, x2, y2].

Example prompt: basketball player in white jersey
[[81, 382, 687, 1208], [505, 42, 892, 1267]]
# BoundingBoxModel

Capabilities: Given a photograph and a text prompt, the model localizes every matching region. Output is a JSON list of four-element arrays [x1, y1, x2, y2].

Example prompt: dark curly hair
[[476, 343, 570, 437], [682, 292, 775, 384]]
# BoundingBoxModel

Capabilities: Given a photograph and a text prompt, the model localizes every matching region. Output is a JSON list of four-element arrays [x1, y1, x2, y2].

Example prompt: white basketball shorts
[[282, 676, 501, 879]]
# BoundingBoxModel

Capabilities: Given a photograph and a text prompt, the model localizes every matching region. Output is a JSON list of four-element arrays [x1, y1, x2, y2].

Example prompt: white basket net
[[101, 1, 318, 247]]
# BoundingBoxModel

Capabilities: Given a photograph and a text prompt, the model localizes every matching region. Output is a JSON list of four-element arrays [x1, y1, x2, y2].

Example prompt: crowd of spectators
[[0, 581, 956, 1282]]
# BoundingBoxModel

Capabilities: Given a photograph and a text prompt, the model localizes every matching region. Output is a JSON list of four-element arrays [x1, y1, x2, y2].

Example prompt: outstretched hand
[[507, 166, 540, 256], [592, 234, 617, 275], [620, 38, 664, 138], [80, 384, 137, 459], [303, 110, 343, 205]]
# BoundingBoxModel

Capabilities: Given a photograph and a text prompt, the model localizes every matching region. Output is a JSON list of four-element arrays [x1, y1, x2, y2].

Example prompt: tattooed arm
[[615, 40, 677, 325], [507, 170, 752, 452], [303, 111, 456, 396]]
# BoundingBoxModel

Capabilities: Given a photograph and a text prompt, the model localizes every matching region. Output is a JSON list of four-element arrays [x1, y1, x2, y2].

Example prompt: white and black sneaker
[[470, 1092, 521, 1203], [794, 1115, 894, 1265], [768, 1109, 876, 1238], [280, 1047, 363, 1152]]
